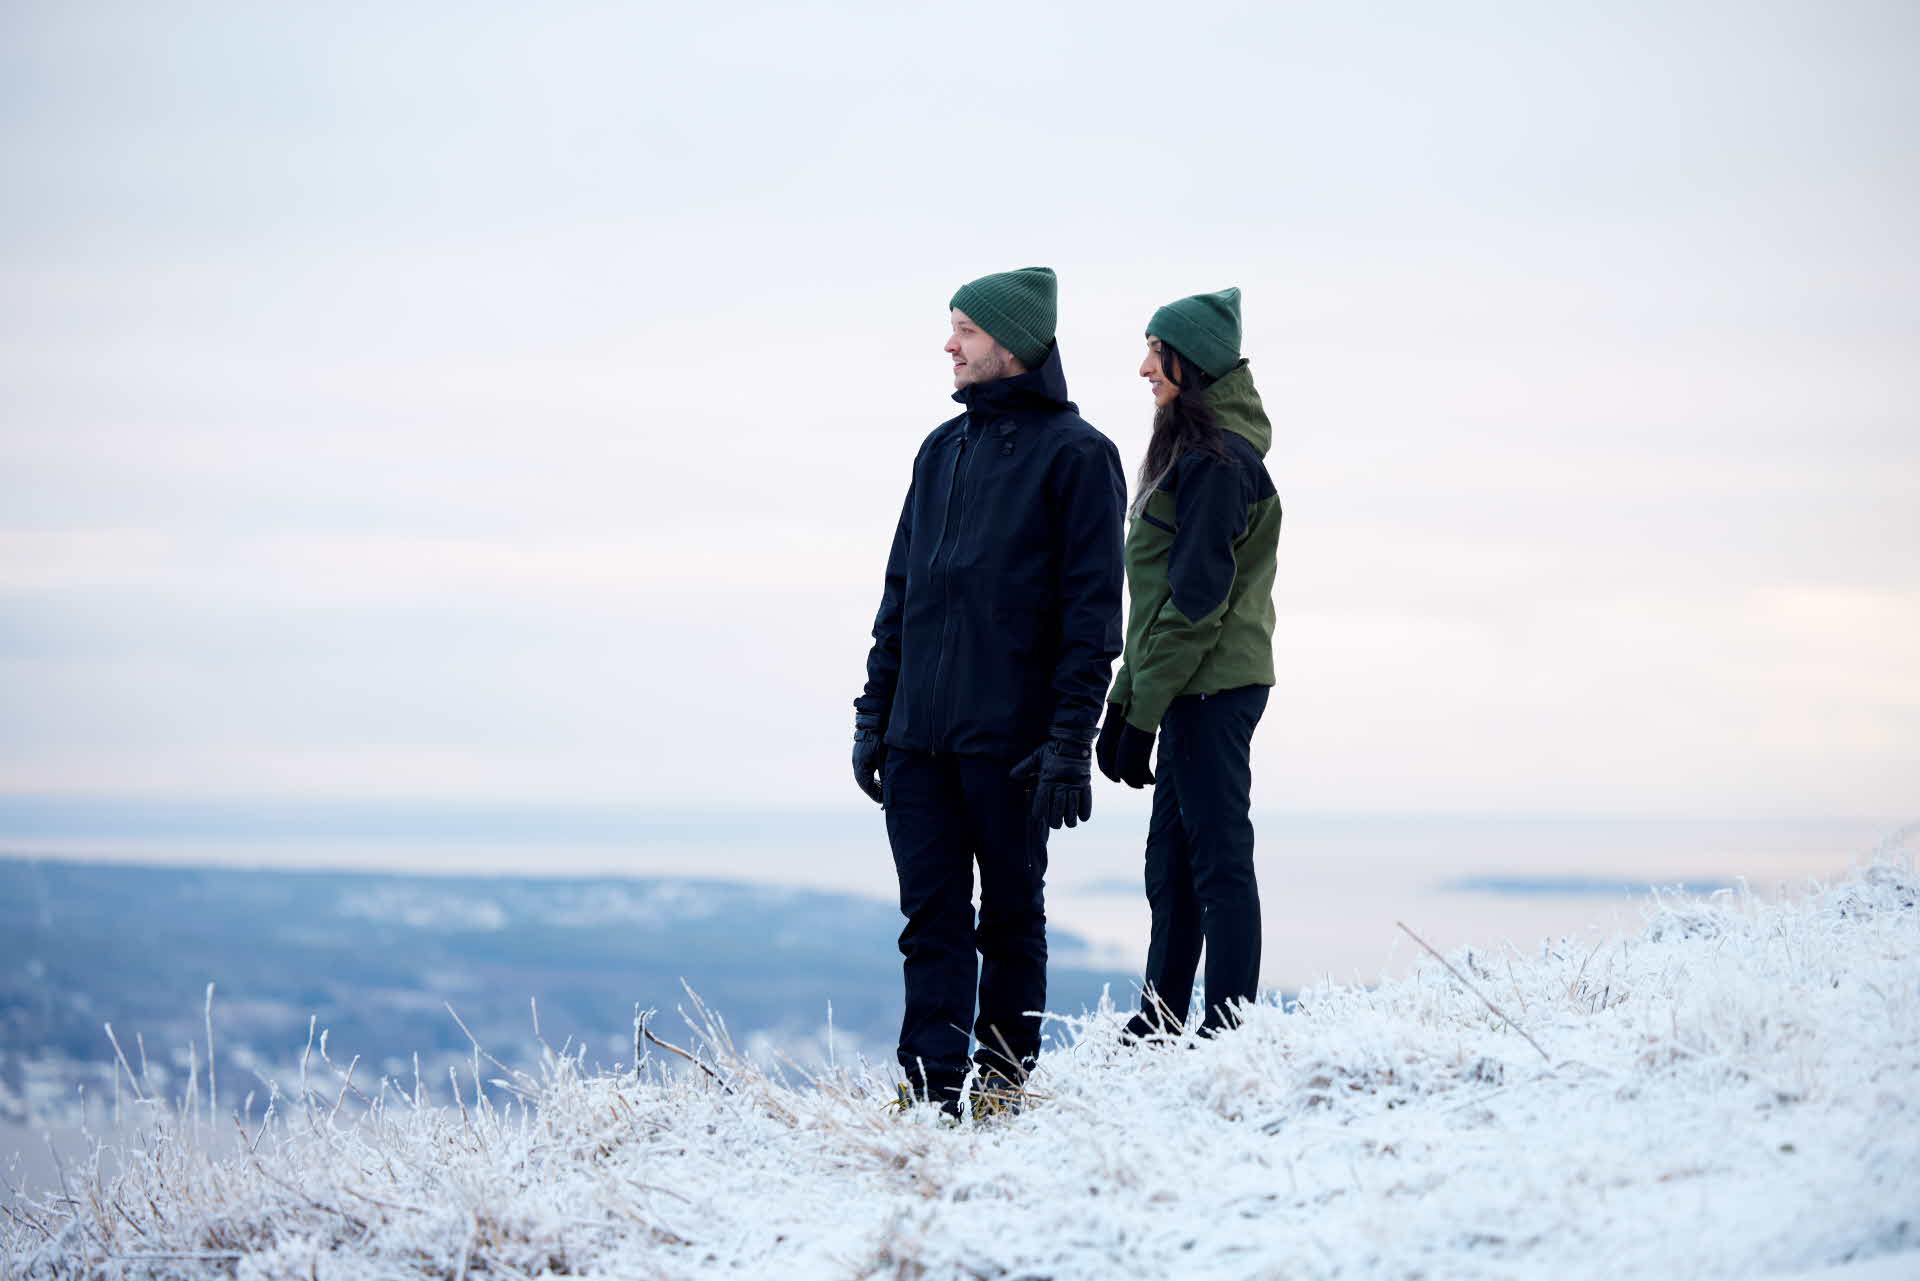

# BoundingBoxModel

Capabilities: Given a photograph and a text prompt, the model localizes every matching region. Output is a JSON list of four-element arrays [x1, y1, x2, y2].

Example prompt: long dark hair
[[1136, 343, 1229, 500]]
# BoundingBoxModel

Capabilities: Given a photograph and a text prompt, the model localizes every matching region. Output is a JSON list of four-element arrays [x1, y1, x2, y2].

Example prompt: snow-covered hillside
[[6, 855, 1915, 1280]]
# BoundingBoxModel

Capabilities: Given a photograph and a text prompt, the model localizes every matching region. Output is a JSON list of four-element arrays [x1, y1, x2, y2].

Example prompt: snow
[[4, 854, 1915, 1280], [1770, 1255, 1920, 1281]]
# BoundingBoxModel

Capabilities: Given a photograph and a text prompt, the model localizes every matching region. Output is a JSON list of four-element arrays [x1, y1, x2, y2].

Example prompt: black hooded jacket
[[858, 345, 1126, 758]]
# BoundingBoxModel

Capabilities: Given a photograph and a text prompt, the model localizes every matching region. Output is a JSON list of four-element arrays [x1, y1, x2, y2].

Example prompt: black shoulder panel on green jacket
[[1165, 435, 1273, 623]]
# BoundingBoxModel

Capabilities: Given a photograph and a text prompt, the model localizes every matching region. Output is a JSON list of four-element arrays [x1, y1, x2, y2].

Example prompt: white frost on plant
[[5, 855, 1916, 1280]]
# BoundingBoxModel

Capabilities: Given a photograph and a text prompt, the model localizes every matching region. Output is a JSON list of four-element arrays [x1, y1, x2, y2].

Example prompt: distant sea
[[0, 797, 1896, 988]]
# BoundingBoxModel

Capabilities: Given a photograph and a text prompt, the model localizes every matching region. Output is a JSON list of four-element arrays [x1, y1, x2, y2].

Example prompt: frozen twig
[[300, 1015, 318, 1129], [1397, 921, 1553, 1064], [204, 982, 218, 1120], [328, 1055, 360, 1125], [638, 1016, 733, 1095], [103, 1022, 147, 1104], [446, 1002, 532, 1094]]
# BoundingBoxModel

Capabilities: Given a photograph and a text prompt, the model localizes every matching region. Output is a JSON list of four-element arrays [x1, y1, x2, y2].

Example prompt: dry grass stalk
[[1396, 920, 1552, 1064]]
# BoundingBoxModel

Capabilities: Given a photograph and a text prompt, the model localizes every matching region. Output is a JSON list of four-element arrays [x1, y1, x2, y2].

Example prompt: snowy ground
[[4, 854, 1915, 1280]]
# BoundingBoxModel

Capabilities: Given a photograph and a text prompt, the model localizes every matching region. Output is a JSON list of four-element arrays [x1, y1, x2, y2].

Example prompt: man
[[852, 266, 1126, 1115]]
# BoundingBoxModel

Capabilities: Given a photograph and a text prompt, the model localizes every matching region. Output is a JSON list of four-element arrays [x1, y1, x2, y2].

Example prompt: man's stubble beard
[[958, 347, 1013, 388]]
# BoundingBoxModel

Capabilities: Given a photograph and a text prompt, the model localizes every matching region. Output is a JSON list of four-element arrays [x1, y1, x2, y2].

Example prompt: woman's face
[[1139, 338, 1180, 408]]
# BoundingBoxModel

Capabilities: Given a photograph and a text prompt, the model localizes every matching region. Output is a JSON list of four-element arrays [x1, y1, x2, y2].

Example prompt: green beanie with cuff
[[1147, 286, 1242, 380], [950, 266, 1057, 369]]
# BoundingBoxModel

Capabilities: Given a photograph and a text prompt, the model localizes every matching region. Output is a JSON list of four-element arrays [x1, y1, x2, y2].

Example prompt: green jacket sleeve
[[1123, 452, 1247, 731]]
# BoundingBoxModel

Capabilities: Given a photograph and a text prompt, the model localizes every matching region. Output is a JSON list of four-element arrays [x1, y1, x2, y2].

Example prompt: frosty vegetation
[[4, 852, 1915, 1280]]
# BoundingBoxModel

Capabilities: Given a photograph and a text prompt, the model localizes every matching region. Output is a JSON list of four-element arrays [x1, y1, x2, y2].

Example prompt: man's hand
[[1095, 704, 1126, 782], [1011, 738, 1094, 830], [853, 707, 888, 805], [1115, 722, 1156, 789]]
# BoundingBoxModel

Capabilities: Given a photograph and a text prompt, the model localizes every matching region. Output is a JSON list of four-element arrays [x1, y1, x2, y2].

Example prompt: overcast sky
[[2, 0, 1914, 822]]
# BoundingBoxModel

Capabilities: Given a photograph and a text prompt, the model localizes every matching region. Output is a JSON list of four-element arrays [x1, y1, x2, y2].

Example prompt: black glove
[[1115, 722, 1157, 789], [853, 706, 888, 805], [1010, 738, 1094, 830], [1095, 704, 1126, 782]]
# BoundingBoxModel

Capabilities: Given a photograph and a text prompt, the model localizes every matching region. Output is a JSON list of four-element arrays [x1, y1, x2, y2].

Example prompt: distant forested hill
[[0, 857, 1135, 1121]]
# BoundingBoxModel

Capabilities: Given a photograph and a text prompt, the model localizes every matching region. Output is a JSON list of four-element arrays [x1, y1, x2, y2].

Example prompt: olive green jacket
[[1108, 361, 1281, 731]]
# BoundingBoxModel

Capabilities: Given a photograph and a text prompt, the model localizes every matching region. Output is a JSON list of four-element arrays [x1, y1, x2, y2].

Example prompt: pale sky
[[3, 0, 1915, 821]]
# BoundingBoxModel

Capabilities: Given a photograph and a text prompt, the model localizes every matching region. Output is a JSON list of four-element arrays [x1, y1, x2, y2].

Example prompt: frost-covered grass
[[5, 855, 1917, 1280]]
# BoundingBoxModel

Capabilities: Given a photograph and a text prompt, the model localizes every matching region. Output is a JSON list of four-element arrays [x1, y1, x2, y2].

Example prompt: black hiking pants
[[1126, 683, 1268, 1036], [884, 748, 1048, 1102]]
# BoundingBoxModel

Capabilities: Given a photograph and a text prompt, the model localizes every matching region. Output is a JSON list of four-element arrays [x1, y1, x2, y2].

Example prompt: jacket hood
[[1206, 360, 1270, 458], [952, 341, 1076, 425]]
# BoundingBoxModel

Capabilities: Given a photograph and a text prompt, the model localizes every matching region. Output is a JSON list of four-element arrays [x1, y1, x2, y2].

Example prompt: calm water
[[2, 804, 1896, 987]]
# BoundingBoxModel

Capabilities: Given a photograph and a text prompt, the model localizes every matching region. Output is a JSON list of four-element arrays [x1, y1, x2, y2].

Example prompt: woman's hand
[[1115, 723, 1157, 789]]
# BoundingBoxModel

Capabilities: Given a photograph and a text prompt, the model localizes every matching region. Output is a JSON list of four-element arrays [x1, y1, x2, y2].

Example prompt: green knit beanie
[[1147, 286, 1242, 380], [949, 266, 1057, 369]]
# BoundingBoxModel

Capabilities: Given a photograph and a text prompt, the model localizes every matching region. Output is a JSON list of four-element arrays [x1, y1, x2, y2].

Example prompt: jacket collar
[[951, 341, 1075, 434]]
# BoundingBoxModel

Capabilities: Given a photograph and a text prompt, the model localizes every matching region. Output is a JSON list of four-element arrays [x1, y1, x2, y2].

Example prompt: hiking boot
[[890, 1081, 962, 1122], [969, 1068, 1027, 1122]]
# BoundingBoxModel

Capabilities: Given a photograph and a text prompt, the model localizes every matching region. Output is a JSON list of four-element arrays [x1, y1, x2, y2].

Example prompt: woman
[[1097, 286, 1281, 1037]]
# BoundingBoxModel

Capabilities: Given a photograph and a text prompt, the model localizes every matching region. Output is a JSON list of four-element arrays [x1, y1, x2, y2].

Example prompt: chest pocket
[[1130, 486, 1178, 549]]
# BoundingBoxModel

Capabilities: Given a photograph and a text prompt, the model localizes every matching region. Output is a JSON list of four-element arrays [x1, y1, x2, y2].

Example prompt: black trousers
[[1127, 684, 1268, 1035], [884, 748, 1048, 1098]]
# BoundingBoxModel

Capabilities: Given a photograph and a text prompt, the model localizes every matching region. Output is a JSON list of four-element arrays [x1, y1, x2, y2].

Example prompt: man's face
[[945, 309, 1020, 388]]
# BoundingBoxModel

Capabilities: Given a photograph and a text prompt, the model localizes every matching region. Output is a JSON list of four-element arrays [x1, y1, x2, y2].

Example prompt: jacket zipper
[[927, 423, 980, 751]]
